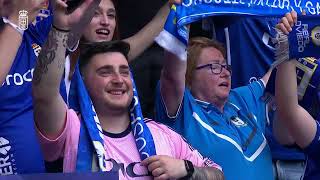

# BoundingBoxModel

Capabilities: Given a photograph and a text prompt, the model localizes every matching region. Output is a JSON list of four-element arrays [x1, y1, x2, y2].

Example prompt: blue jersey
[[214, 16, 306, 161], [155, 80, 273, 180], [0, 13, 65, 174]]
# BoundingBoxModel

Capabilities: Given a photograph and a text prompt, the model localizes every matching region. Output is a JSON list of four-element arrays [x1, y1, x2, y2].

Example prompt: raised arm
[[33, 0, 100, 139], [260, 67, 272, 86], [263, 68, 295, 145], [124, 0, 181, 61], [276, 61, 317, 148], [275, 11, 317, 148], [32, 25, 69, 139], [276, 60, 317, 149], [0, 0, 44, 84], [160, 50, 186, 116]]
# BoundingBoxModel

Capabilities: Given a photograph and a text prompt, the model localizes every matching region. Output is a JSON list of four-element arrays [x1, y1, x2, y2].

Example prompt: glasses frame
[[195, 62, 232, 75]]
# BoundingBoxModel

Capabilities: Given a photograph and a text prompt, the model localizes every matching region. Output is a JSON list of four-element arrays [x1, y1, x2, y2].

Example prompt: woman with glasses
[[155, 36, 273, 180]]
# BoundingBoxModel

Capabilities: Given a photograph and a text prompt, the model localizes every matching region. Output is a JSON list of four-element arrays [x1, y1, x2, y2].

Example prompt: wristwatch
[[181, 160, 194, 179]]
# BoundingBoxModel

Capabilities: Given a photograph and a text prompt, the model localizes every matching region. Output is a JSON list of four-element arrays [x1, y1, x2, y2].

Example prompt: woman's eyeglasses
[[195, 63, 232, 75]]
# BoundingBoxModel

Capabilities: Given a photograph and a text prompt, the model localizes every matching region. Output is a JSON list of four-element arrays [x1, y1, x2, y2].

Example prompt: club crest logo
[[18, 10, 28, 31], [311, 26, 320, 46], [230, 116, 247, 127]]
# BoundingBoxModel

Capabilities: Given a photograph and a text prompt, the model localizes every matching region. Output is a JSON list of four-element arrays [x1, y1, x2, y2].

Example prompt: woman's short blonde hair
[[185, 37, 226, 87]]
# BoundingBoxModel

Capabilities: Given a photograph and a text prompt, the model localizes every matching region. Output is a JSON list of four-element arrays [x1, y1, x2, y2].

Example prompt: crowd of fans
[[0, 0, 319, 180]]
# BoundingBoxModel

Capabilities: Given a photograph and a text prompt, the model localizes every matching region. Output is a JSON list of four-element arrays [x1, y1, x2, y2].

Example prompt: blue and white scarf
[[273, 16, 320, 68], [156, 0, 319, 60], [68, 65, 156, 171], [287, 16, 320, 59]]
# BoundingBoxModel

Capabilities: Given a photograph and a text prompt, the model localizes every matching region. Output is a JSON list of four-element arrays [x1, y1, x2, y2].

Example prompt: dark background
[[117, 0, 208, 118], [117, 0, 168, 119]]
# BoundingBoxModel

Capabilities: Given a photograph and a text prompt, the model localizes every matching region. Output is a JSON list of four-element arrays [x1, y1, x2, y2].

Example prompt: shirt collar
[[194, 98, 223, 114], [194, 98, 239, 114]]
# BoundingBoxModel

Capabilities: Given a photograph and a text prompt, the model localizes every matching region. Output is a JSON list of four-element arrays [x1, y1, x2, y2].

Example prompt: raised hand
[[6, 0, 46, 25], [276, 11, 297, 34], [50, 0, 101, 48], [51, 0, 101, 31]]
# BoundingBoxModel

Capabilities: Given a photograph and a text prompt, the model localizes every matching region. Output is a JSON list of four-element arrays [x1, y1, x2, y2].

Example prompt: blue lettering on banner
[[294, 20, 310, 53], [156, 0, 320, 61], [178, 0, 320, 25], [287, 16, 320, 59], [181, 0, 319, 14]]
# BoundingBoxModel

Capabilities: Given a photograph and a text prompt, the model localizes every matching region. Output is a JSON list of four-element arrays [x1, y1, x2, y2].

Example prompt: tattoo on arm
[[33, 28, 68, 86], [190, 167, 224, 180]]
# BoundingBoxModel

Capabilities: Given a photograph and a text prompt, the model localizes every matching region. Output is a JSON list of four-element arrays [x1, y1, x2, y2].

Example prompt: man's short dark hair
[[79, 40, 130, 70]]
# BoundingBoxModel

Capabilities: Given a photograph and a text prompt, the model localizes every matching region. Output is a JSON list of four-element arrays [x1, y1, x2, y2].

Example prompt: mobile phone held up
[[66, 0, 84, 14]]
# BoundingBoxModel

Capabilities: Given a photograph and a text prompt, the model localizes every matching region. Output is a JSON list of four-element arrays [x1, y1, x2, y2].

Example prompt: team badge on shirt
[[32, 43, 42, 57], [311, 26, 320, 46], [230, 116, 247, 127]]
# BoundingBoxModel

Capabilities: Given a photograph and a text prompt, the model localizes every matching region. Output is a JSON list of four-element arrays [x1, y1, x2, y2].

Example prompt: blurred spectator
[[0, 0, 56, 174]]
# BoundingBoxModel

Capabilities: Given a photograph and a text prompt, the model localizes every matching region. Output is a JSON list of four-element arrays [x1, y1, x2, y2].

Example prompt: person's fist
[[141, 155, 187, 180]]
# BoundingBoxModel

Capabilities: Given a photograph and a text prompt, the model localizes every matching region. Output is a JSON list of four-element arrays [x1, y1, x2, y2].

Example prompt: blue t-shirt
[[0, 13, 66, 174], [214, 16, 306, 161], [155, 80, 273, 180]]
